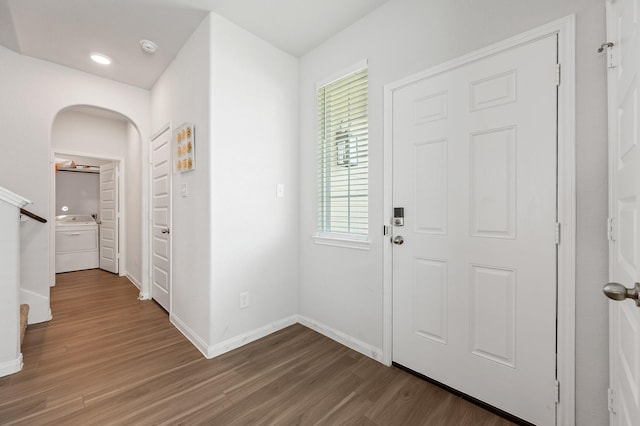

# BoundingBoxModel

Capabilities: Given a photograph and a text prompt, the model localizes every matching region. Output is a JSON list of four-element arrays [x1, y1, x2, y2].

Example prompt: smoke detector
[[140, 39, 158, 54]]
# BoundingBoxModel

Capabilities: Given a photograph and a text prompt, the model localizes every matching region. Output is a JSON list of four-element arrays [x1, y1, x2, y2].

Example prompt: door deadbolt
[[393, 207, 405, 226]]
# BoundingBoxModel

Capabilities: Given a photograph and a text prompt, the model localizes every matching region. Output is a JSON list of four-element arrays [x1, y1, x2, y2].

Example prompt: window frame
[[313, 60, 370, 250]]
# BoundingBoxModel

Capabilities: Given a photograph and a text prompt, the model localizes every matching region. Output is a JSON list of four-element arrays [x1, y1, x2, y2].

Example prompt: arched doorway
[[49, 105, 145, 296]]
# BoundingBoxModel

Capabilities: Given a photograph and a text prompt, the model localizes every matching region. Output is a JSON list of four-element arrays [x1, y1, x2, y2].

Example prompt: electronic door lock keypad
[[394, 207, 404, 226]]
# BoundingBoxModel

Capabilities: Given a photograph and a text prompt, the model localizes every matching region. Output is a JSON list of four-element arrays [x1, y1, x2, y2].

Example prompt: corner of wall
[[170, 313, 211, 358], [297, 315, 384, 363], [0, 354, 23, 378], [125, 273, 141, 290], [20, 288, 51, 324], [206, 315, 298, 359]]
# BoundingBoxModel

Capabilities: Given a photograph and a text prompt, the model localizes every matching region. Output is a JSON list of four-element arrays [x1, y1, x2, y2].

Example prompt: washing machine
[[55, 215, 99, 273]]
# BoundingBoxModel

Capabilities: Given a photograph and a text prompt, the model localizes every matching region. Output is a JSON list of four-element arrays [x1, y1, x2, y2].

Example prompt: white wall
[[0, 196, 24, 377], [298, 0, 608, 423], [0, 45, 150, 324], [208, 13, 299, 351], [51, 109, 128, 159], [150, 12, 300, 356], [55, 171, 99, 216], [125, 122, 143, 286], [151, 15, 212, 348]]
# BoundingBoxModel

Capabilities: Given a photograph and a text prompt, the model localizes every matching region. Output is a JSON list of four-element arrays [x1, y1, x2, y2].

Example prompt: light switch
[[276, 183, 284, 198], [181, 183, 188, 197]]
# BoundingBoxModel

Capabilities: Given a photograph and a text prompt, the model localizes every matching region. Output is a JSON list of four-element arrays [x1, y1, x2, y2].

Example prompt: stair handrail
[[20, 208, 47, 223]]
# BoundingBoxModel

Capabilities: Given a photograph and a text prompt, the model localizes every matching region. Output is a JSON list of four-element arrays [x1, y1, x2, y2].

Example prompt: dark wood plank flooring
[[0, 269, 515, 425]]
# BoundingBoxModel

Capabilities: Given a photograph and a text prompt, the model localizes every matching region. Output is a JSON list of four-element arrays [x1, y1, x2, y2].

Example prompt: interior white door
[[151, 127, 171, 311], [99, 161, 119, 274], [392, 36, 558, 425], [606, 0, 640, 424]]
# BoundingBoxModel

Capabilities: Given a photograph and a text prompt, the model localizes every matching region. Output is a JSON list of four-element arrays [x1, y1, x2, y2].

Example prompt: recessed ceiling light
[[140, 40, 158, 54], [90, 53, 112, 65]]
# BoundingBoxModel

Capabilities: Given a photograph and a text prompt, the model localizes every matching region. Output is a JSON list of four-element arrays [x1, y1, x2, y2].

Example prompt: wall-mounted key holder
[[394, 207, 404, 226]]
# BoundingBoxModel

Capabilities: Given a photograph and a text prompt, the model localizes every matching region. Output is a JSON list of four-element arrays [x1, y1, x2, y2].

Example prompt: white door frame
[[50, 150, 126, 283], [382, 15, 576, 425], [149, 123, 172, 312]]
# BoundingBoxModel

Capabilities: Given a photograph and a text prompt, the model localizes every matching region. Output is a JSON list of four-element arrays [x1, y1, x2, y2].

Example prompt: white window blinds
[[317, 67, 368, 236]]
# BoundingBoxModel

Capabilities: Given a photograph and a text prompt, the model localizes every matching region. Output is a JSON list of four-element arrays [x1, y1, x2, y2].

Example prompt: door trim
[[382, 15, 576, 425], [99, 161, 121, 274], [50, 150, 126, 281]]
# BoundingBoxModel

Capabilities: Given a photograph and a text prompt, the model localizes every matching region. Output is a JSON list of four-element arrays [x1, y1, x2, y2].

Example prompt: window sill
[[312, 233, 371, 251]]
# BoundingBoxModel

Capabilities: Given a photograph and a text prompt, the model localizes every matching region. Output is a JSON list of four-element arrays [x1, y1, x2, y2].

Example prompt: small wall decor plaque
[[173, 122, 195, 173]]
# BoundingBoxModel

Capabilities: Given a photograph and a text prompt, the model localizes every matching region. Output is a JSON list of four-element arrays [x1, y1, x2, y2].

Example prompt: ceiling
[[0, 0, 390, 89]]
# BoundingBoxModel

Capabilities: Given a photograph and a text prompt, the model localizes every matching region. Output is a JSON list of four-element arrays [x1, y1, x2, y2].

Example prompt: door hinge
[[554, 380, 560, 404], [606, 44, 616, 68], [554, 222, 561, 245], [608, 387, 616, 414], [608, 217, 616, 241], [383, 225, 391, 236], [555, 64, 561, 86]]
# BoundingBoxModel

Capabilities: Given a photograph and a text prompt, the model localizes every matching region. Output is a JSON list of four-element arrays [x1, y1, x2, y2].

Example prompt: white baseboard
[[125, 273, 141, 290], [171, 314, 382, 366], [20, 288, 51, 324], [124, 273, 149, 300], [207, 315, 298, 359], [0, 354, 23, 377], [297, 315, 384, 363], [170, 313, 210, 358]]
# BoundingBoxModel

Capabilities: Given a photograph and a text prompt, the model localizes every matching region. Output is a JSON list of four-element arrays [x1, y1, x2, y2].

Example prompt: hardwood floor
[[1, 269, 516, 425]]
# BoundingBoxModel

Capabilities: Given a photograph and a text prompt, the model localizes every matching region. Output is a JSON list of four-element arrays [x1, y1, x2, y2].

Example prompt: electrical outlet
[[239, 292, 249, 309]]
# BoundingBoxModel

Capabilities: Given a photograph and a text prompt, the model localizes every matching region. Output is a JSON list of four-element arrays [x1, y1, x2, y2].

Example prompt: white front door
[[151, 127, 171, 311], [99, 161, 119, 274], [392, 36, 558, 425], [606, 0, 640, 424]]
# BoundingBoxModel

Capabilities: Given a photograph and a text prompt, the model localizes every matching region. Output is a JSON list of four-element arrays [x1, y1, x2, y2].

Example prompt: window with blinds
[[317, 67, 368, 236]]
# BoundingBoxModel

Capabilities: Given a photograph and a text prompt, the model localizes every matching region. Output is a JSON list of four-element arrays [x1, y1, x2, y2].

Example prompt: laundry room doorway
[[50, 105, 144, 293], [53, 153, 123, 276]]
